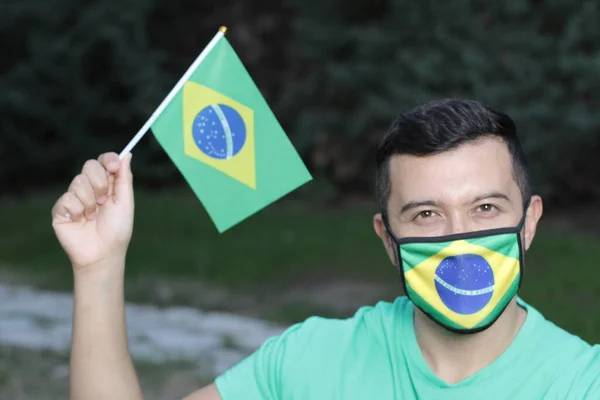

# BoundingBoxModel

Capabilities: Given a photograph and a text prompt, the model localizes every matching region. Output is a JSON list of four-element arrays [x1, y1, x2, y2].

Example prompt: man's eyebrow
[[398, 192, 510, 215], [470, 191, 511, 203], [400, 200, 440, 214]]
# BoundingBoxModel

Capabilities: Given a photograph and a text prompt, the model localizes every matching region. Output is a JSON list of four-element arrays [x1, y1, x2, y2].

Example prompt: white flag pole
[[118, 26, 228, 159]]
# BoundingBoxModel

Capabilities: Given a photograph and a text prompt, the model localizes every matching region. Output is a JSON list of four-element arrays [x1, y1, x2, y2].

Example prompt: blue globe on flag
[[192, 104, 247, 160], [434, 254, 495, 315]]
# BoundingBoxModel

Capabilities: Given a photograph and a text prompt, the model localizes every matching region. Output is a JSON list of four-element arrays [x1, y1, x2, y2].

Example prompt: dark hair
[[375, 99, 532, 212]]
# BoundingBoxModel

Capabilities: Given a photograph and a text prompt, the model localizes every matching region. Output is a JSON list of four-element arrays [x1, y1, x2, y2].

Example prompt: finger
[[82, 159, 110, 204], [107, 173, 115, 197], [113, 152, 133, 205], [98, 152, 120, 174], [52, 192, 85, 222], [69, 174, 97, 219]]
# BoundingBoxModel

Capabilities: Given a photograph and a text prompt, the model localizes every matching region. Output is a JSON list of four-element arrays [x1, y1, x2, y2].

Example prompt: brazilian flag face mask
[[383, 206, 528, 334]]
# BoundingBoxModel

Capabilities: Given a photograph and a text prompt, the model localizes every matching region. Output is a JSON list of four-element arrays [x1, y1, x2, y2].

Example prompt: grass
[[0, 189, 599, 344], [0, 189, 388, 288]]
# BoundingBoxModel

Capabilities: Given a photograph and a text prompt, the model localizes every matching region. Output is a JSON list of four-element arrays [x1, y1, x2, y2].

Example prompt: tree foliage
[[2, 0, 599, 206], [1, 0, 289, 191], [282, 0, 600, 203]]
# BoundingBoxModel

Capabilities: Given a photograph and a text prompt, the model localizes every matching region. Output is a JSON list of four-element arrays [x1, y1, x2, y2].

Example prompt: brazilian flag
[[400, 233, 522, 331], [151, 31, 312, 232]]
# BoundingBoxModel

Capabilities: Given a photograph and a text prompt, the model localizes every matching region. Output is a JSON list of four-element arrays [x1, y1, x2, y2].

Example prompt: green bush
[[2, 0, 599, 205], [281, 0, 600, 202], [1, 0, 290, 191]]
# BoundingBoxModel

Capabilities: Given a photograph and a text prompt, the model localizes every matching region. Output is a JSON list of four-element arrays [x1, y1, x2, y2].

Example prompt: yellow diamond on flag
[[182, 81, 256, 189]]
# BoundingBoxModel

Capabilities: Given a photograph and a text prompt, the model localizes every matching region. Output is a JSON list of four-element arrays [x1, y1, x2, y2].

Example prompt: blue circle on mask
[[434, 254, 494, 315], [192, 104, 247, 160]]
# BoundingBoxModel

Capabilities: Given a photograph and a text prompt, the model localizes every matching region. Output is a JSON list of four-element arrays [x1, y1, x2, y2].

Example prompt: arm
[[71, 266, 223, 400], [52, 152, 222, 400], [70, 264, 143, 399]]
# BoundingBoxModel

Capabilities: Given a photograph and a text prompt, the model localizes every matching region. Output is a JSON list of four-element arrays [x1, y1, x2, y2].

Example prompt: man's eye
[[417, 210, 435, 219], [479, 204, 496, 212]]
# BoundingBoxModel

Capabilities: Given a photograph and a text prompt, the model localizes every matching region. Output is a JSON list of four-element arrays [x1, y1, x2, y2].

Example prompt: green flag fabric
[[151, 35, 312, 232]]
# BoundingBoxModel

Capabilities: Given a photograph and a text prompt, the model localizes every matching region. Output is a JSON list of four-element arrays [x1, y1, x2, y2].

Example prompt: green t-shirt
[[215, 297, 600, 399]]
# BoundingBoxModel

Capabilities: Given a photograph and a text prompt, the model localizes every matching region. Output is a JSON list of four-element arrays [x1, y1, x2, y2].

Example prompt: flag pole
[[118, 26, 228, 159]]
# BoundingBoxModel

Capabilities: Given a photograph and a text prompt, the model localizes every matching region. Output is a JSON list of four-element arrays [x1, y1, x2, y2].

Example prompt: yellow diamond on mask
[[401, 236, 521, 330]]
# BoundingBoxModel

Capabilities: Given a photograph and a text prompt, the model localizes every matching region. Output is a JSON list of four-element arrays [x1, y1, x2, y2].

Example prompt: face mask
[[383, 206, 528, 334]]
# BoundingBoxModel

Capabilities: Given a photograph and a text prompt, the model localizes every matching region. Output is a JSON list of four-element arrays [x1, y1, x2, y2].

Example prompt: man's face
[[374, 136, 543, 264]]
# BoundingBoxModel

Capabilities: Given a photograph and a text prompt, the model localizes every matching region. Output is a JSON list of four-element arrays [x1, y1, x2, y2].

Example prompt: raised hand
[[51, 152, 134, 272]]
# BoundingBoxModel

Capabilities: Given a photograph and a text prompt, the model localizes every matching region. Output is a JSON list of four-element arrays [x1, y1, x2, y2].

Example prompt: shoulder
[[519, 299, 600, 397], [215, 297, 413, 399], [277, 296, 411, 355], [273, 297, 412, 381], [522, 300, 595, 356], [298, 296, 412, 343], [562, 344, 600, 399], [274, 297, 412, 395]]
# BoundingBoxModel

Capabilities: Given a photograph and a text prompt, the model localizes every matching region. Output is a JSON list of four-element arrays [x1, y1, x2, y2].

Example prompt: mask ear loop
[[517, 198, 532, 231], [381, 213, 403, 272], [515, 198, 531, 294]]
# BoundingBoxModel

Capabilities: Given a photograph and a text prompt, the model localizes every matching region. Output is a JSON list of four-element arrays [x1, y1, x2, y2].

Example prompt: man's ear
[[373, 213, 399, 266], [523, 195, 543, 251]]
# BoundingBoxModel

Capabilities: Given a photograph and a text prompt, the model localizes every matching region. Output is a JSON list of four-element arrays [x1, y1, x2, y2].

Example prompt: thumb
[[113, 152, 134, 205]]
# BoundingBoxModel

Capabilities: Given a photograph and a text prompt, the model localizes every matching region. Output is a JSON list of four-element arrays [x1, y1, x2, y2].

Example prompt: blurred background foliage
[[1, 3, 599, 396], [2, 0, 600, 205]]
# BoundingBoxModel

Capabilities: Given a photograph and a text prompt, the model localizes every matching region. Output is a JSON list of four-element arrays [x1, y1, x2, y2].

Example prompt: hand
[[51, 152, 134, 272]]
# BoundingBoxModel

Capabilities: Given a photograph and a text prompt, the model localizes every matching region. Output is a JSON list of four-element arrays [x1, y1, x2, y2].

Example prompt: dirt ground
[[0, 275, 394, 400], [0, 345, 213, 400]]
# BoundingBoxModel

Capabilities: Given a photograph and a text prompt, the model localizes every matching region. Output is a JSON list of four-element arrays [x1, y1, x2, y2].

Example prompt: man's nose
[[445, 214, 470, 236]]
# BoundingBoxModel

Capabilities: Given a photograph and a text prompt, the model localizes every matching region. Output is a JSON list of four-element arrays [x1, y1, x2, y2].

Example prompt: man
[[52, 99, 599, 399]]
